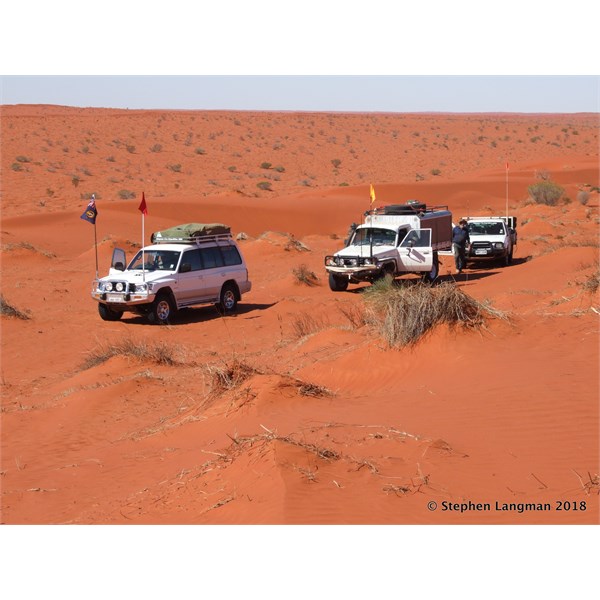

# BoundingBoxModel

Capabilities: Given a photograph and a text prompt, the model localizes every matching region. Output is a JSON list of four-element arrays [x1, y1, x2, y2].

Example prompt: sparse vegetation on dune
[[81, 338, 180, 370], [363, 277, 508, 347], [527, 180, 565, 206]]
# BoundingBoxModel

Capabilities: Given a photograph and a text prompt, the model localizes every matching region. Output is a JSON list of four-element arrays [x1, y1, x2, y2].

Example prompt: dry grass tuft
[[81, 338, 179, 370], [206, 359, 261, 395], [292, 264, 319, 286], [580, 262, 600, 294], [363, 280, 508, 347], [292, 312, 329, 339], [0, 295, 31, 320]]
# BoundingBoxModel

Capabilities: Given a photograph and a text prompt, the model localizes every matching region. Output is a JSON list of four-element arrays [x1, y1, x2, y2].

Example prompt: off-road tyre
[[148, 292, 176, 324], [421, 252, 439, 284], [329, 273, 349, 292], [216, 282, 238, 314], [98, 303, 123, 321]]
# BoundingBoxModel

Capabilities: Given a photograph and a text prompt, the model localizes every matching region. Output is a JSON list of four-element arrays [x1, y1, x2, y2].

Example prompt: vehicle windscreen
[[468, 222, 506, 236], [351, 228, 397, 246], [128, 250, 181, 271]]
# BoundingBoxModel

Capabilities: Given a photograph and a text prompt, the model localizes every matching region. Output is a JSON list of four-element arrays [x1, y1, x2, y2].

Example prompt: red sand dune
[[1, 106, 598, 524]]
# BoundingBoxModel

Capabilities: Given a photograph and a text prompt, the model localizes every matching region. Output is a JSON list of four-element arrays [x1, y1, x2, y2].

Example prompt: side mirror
[[179, 263, 191, 273]]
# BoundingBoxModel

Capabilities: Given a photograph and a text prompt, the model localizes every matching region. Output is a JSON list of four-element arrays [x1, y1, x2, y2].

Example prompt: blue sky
[[1, 1, 599, 114], [1, 75, 598, 112]]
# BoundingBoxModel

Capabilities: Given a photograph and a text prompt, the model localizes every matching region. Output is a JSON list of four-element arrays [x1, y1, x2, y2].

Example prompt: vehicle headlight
[[348, 258, 358, 267], [494, 242, 505, 249], [136, 283, 148, 292], [115, 282, 124, 292], [363, 258, 374, 265], [105, 282, 113, 292]]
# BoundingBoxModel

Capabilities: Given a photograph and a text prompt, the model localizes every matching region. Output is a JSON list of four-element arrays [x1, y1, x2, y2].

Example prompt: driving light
[[115, 282, 124, 292]]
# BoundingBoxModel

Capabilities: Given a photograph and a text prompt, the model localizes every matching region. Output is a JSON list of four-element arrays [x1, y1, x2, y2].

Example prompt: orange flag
[[370, 184, 376, 205]]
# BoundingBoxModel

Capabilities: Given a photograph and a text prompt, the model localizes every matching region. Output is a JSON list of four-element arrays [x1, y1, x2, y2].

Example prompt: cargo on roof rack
[[151, 223, 231, 244]]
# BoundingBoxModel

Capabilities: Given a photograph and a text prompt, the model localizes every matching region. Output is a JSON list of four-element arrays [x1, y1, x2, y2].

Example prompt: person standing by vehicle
[[452, 219, 470, 274]]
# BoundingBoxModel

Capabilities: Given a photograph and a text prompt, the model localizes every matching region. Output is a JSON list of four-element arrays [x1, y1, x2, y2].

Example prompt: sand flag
[[138, 192, 148, 215], [80, 194, 98, 225], [370, 183, 376, 205], [80, 194, 99, 277]]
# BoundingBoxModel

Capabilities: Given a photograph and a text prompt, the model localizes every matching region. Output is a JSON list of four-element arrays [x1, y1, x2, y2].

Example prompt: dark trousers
[[453, 243, 467, 270]]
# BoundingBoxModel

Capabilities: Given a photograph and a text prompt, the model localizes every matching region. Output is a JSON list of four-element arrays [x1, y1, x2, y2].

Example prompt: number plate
[[475, 249, 488, 255], [107, 294, 124, 302]]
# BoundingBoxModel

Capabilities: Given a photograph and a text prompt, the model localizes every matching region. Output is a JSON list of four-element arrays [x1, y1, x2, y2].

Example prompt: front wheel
[[98, 303, 123, 321], [421, 252, 439, 283], [328, 273, 349, 292], [148, 293, 175, 324]]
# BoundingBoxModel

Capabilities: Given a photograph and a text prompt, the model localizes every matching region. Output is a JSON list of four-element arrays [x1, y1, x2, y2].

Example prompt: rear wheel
[[216, 282, 238, 313], [98, 303, 123, 321], [329, 273, 349, 292], [148, 292, 175, 324], [421, 252, 439, 283]]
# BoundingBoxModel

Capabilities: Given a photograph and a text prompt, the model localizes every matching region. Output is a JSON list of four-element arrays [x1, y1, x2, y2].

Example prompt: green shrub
[[257, 181, 272, 191], [331, 158, 342, 169], [430, 168, 441, 176], [150, 144, 162, 153], [260, 162, 272, 169], [118, 189, 136, 199], [528, 181, 564, 206], [195, 147, 206, 155], [15, 155, 31, 163], [11, 163, 23, 172], [168, 164, 182, 173], [126, 145, 136, 154]]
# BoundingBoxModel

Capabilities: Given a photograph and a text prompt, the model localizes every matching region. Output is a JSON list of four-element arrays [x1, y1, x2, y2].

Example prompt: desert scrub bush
[[260, 162, 272, 169], [363, 279, 507, 347], [81, 338, 180, 370], [430, 168, 441, 176], [257, 181, 272, 191], [11, 163, 23, 172], [15, 155, 31, 163], [292, 264, 319, 286], [577, 191, 590, 206], [527, 180, 564, 206], [126, 144, 136, 154], [168, 163, 182, 173], [118, 189, 136, 199], [150, 143, 162, 152], [0, 295, 31, 320], [580, 263, 599, 294], [331, 158, 342, 169], [71, 175, 80, 187], [274, 165, 286, 173], [195, 147, 206, 155]]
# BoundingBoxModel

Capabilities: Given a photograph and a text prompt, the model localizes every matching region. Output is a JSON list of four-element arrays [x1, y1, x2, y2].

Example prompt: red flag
[[506, 161, 509, 171], [138, 192, 148, 215]]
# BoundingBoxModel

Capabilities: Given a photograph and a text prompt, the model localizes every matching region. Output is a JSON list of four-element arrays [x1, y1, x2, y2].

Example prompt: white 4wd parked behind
[[464, 216, 517, 266], [91, 223, 251, 323], [324, 202, 453, 291]]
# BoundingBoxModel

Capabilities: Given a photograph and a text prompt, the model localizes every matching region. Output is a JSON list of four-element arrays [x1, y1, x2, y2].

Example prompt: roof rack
[[152, 233, 233, 245]]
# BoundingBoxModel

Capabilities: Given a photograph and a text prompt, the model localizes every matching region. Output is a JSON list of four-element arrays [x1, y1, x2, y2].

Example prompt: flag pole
[[94, 220, 99, 278], [505, 161, 509, 218]]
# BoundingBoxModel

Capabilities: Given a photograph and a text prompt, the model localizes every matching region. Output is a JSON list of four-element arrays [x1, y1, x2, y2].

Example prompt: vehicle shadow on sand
[[124, 302, 277, 326]]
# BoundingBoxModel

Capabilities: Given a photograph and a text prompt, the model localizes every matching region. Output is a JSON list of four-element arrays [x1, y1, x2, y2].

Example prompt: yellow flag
[[370, 183, 376, 205]]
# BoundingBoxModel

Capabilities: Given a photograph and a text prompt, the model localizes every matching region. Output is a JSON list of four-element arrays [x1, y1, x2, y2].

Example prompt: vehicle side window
[[199, 247, 224, 269], [183, 249, 203, 272], [220, 245, 242, 266], [400, 230, 431, 247]]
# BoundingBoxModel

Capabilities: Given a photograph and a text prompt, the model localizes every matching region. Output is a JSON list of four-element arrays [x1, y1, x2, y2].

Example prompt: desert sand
[[1, 105, 598, 524]]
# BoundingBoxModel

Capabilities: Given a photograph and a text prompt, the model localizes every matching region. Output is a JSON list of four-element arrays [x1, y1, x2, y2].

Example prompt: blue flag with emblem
[[80, 195, 98, 225]]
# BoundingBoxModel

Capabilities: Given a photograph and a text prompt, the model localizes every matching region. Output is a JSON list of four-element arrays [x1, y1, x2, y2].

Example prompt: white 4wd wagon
[[91, 223, 251, 323]]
